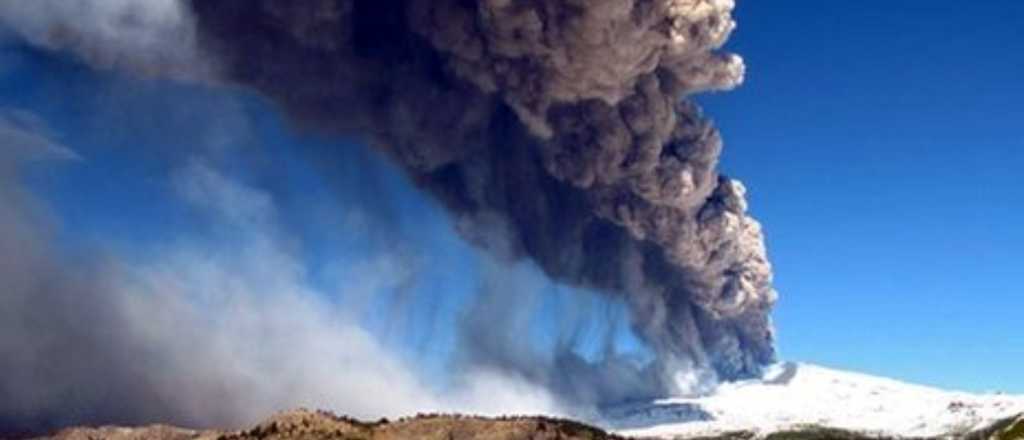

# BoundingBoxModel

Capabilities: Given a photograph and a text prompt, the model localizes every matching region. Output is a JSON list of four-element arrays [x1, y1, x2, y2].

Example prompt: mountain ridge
[[23, 408, 1024, 440]]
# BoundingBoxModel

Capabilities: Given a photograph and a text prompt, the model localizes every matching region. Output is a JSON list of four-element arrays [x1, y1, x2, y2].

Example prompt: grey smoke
[[0, 113, 563, 435], [187, 0, 777, 393], [0, 0, 213, 80], [0, 0, 778, 418]]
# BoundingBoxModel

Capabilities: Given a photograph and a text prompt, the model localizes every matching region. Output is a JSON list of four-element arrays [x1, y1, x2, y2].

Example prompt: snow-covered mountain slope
[[605, 363, 1024, 439]]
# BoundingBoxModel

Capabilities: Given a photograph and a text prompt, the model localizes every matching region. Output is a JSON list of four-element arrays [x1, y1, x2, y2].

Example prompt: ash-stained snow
[[605, 363, 1024, 438]]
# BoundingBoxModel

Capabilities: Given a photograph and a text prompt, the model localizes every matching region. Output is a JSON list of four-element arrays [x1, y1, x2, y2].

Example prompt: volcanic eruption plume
[[186, 0, 777, 395], [0, 0, 777, 413]]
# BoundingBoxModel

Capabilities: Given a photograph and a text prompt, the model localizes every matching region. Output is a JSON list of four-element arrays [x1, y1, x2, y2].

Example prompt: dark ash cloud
[[186, 0, 777, 397], [0, 0, 779, 422]]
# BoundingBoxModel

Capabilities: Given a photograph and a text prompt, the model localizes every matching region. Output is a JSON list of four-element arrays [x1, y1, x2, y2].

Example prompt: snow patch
[[604, 363, 1024, 438]]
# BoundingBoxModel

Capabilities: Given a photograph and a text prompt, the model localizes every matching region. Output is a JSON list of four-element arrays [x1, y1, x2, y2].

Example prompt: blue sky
[[702, 1, 1024, 391], [3, 1, 1023, 396]]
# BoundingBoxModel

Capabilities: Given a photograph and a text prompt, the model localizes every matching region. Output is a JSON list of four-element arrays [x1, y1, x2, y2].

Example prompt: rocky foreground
[[28, 409, 1024, 440], [32, 410, 620, 440]]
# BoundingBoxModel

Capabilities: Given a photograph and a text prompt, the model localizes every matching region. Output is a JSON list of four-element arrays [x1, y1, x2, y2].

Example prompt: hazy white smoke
[[0, 0, 213, 80], [0, 110, 563, 435]]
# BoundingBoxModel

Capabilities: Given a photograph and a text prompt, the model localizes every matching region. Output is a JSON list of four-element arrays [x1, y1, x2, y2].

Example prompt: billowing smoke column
[[188, 0, 777, 398], [0, 0, 776, 413]]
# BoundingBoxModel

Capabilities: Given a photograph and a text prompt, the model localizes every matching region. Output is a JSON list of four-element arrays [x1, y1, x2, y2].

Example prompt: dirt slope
[[33, 409, 622, 440], [27, 409, 1024, 440]]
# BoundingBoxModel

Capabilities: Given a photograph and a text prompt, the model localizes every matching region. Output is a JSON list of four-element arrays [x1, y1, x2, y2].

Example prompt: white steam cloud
[[0, 110, 562, 435], [0, 0, 212, 80]]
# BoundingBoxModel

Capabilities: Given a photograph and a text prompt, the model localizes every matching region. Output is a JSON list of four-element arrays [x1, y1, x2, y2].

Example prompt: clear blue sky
[[3, 1, 1022, 394], [703, 1, 1024, 391]]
